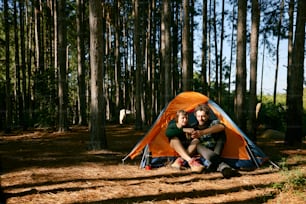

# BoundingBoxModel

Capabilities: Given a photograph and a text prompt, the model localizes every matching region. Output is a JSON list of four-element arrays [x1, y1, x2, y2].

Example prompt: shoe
[[221, 167, 237, 179], [188, 158, 205, 173], [171, 157, 184, 169]]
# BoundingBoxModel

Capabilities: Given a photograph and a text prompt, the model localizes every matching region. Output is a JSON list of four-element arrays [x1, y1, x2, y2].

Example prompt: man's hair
[[194, 104, 210, 115], [175, 110, 188, 122]]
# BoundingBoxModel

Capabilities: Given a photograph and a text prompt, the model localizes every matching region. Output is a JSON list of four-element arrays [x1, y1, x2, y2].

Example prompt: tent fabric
[[124, 91, 269, 169]]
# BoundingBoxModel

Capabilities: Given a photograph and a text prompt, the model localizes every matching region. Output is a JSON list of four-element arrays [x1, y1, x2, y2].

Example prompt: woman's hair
[[194, 104, 210, 115], [175, 110, 188, 122]]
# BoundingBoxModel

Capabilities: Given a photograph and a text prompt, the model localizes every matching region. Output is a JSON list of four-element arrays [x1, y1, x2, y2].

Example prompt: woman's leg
[[187, 138, 200, 156], [170, 137, 192, 162]]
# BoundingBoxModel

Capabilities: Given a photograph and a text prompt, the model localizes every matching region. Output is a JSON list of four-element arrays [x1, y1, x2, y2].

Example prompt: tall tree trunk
[[228, 5, 235, 106], [134, 0, 143, 130], [140, 4, 147, 126], [182, 0, 192, 91], [146, 0, 154, 124], [89, 0, 107, 149], [213, 0, 218, 100], [14, 0, 21, 126], [161, 0, 172, 104], [219, 0, 225, 104], [285, 0, 305, 146], [58, 0, 68, 132], [273, 0, 284, 104], [190, 0, 194, 85], [234, 0, 247, 131], [151, 0, 157, 120], [114, 0, 121, 123], [260, 36, 266, 101], [286, 0, 294, 111], [201, 0, 208, 95], [27, 1, 34, 127], [46, 0, 55, 126], [172, 1, 179, 95], [207, 0, 212, 97], [4, 0, 12, 132], [76, 0, 87, 126], [53, 0, 58, 126], [122, 8, 129, 114], [35, 1, 45, 111], [105, 20, 111, 121], [248, 0, 260, 141], [20, 0, 28, 130]]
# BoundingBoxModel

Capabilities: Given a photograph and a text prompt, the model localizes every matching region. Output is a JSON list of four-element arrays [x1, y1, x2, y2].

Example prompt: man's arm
[[191, 123, 225, 139]]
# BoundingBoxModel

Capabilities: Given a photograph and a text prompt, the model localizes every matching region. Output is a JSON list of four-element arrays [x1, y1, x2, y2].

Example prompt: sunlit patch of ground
[[0, 126, 305, 204]]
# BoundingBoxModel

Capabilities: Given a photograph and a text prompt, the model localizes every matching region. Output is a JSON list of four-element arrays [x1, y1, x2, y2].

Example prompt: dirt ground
[[0, 125, 305, 204]]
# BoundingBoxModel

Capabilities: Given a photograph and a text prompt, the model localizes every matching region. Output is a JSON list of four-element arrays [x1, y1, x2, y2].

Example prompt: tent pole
[[269, 160, 280, 169], [122, 155, 129, 164], [246, 144, 260, 168], [140, 145, 149, 168]]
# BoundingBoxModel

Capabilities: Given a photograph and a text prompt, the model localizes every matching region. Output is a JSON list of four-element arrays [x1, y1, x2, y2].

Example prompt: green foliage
[[272, 169, 306, 193], [272, 155, 306, 196], [257, 101, 286, 131], [261, 90, 306, 135]]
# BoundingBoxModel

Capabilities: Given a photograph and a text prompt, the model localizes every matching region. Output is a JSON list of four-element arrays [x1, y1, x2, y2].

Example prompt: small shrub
[[257, 102, 286, 131], [273, 169, 306, 192]]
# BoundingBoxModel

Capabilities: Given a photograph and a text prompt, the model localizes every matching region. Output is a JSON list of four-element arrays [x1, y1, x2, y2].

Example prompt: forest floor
[[0, 125, 305, 204]]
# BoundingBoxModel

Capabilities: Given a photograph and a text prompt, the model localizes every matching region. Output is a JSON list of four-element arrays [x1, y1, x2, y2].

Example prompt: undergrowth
[[272, 157, 306, 200]]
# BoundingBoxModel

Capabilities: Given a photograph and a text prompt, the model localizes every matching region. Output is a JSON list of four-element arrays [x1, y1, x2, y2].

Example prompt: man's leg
[[213, 132, 226, 155], [197, 144, 221, 169], [213, 133, 239, 178]]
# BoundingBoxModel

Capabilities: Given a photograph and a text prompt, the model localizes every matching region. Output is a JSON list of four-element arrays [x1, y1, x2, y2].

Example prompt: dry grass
[[0, 125, 305, 204]]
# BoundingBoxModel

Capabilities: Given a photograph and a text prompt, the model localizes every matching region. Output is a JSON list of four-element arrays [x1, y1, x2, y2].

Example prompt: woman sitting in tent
[[191, 104, 238, 178], [165, 110, 204, 173]]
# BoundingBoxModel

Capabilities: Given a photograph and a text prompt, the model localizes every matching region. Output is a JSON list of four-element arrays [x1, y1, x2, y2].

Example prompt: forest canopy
[[0, 0, 305, 147]]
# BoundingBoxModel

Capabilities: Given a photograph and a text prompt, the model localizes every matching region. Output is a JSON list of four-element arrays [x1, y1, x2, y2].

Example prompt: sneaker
[[188, 158, 204, 173], [171, 157, 184, 169], [221, 167, 238, 179]]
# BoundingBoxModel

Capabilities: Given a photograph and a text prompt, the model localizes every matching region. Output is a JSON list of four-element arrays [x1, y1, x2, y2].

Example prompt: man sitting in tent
[[191, 104, 238, 178], [165, 110, 205, 173]]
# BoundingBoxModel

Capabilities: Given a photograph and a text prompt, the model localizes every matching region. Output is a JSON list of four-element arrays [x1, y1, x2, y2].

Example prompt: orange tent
[[123, 92, 270, 169]]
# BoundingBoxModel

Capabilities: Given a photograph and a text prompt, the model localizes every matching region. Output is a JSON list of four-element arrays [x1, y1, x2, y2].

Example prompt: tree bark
[[248, 0, 260, 141], [114, 0, 121, 123], [172, 1, 180, 95], [89, 0, 107, 149], [285, 0, 305, 146], [134, 0, 143, 129], [58, 0, 68, 132], [161, 0, 172, 104], [228, 5, 235, 107], [76, 0, 87, 125], [4, 0, 12, 132], [14, 0, 21, 127], [273, 0, 285, 104], [218, 0, 225, 104], [213, 0, 219, 100], [201, 0, 208, 95], [235, 0, 247, 131], [20, 0, 28, 129], [182, 0, 192, 91], [207, 0, 212, 97]]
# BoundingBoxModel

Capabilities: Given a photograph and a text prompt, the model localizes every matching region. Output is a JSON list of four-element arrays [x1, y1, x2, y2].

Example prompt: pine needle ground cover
[[0, 125, 305, 204]]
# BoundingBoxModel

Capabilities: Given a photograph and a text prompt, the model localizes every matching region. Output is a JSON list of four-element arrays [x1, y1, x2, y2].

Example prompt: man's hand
[[191, 130, 201, 139]]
